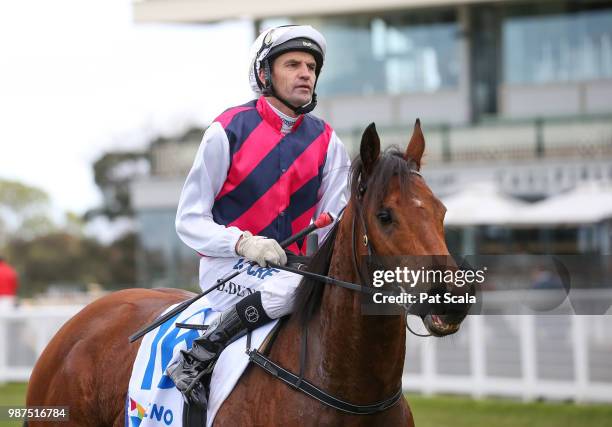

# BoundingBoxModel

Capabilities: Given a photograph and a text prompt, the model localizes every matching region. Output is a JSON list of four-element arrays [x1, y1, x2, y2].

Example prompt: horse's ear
[[360, 122, 380, 176], [405, 118, 425, 170]]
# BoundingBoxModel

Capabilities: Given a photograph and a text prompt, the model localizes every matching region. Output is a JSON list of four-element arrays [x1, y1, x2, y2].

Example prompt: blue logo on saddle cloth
[[141, 308, 209, 390], [127, 306, 210, 427]]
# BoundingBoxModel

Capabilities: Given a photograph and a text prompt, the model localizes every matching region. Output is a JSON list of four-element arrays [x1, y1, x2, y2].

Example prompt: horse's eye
[[376, 209, 393, 225]]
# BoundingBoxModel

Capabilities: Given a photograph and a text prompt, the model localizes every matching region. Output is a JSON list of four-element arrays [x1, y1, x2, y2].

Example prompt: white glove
[[235, 231, 287, 267]]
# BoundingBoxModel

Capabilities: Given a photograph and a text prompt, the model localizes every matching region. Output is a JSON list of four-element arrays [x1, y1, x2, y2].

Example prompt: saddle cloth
[[126, 297, 278, 427]]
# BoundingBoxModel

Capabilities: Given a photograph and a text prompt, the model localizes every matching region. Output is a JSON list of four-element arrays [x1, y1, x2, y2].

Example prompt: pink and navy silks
[[211, 96, 333, 255]]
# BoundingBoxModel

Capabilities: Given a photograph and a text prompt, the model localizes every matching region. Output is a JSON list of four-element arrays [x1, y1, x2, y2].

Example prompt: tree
[[104, 232, 137, 289], [6, 232, 107, 296], [5, 231, 137, 297], [86, 151, 149, 220], [0, 178, 54, 245]]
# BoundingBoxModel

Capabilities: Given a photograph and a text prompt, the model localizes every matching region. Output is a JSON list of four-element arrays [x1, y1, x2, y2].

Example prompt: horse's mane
[[293, 147, 417, 323], [292, 220, 339, 324]]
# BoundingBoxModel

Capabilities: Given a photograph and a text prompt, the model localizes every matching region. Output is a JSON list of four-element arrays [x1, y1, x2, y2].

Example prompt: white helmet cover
[[248, 25, 327, 95]]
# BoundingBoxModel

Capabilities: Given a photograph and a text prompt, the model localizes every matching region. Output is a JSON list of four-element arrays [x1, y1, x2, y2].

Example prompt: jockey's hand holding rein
[[235, 231, 288, 267]]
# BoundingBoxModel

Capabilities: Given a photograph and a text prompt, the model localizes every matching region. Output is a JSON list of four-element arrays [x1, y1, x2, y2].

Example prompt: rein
[[246, 167, 428, 415]]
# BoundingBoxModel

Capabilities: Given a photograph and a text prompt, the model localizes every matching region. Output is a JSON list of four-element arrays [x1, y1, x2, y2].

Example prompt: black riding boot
[[166, 291, 271, 406]]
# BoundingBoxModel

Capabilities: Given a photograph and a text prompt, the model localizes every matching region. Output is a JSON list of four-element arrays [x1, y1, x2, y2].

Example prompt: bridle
[[247, 164, 434, 415], [352, 168, 432, 338]]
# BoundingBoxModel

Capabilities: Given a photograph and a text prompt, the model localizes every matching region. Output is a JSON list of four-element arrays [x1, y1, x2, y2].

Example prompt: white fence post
[[469, 315, 486, 399], [520, 314, 537, 402], [572, 315, 589, 403], [421, 337, 436, 396]]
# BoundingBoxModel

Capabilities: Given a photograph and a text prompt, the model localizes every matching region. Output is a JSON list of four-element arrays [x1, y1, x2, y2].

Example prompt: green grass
[[0, 383, 26, 406], [0, 383, 27, 427], [1, 384, 611, 426], [407, 394, 612, 427]]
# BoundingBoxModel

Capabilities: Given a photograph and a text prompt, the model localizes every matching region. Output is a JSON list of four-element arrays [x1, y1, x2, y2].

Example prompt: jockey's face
[[261, 51, 316, 116]]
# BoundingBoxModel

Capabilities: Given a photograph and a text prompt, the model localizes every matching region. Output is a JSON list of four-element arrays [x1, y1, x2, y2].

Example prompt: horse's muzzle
[[422, 313, 461, 337]]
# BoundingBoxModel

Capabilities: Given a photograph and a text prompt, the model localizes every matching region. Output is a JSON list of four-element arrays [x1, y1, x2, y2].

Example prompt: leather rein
[[246, 168, 425, 415]]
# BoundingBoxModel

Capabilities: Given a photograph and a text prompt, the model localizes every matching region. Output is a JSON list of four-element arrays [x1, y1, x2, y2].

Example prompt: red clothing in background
[[0, 261, 18, 296]]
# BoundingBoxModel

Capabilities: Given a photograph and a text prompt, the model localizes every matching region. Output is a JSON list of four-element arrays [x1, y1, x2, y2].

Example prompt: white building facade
[[130, 0, 612, 287]]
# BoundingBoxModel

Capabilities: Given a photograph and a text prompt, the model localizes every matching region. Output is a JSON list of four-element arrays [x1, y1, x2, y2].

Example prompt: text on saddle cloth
[[127, 298, 278, 427]]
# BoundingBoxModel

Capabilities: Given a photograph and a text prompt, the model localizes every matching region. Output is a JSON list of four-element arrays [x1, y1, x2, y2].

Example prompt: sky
[[0, 0, 254, 219]]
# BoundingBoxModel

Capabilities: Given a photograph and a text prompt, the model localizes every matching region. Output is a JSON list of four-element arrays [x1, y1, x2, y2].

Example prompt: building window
[[503, 5, 612, 84], [261, 10, 460, 96]]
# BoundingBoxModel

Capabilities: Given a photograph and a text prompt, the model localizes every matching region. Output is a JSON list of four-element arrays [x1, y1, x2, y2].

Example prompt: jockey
[[166, 24, 351, 406]]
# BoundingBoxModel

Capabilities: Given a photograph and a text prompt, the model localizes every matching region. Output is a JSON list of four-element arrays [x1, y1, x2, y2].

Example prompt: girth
[[244, 320, 403, 416], [247, 349, 403, 415]]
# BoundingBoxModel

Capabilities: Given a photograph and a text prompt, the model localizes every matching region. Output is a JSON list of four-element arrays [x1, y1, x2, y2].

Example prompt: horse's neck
[[310, 212, 406, 401]]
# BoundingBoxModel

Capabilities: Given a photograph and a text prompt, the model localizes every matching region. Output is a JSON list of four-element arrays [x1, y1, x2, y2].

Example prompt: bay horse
[[26, 120, 471, 426]]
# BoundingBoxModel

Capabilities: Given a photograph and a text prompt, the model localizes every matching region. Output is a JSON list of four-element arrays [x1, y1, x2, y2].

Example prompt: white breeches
[[199, 257, 302, 319]]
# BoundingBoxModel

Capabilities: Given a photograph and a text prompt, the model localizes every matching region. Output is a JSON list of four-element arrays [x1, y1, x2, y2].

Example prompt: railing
[[2, 293, 612, 403], [337, 114, 612, 164], [403, 290, 612, 403], [0, 305, 83, 383]]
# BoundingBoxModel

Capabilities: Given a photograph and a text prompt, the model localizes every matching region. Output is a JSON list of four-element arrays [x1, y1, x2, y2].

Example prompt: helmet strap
[[268, 85, 318, 115]]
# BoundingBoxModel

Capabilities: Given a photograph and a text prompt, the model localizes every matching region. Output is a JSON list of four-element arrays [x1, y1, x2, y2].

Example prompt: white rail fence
[[403, 314, 612, 403], [1, 292, 612, 403], [0, 305, 83, 383], [403, 290, 612, 403]]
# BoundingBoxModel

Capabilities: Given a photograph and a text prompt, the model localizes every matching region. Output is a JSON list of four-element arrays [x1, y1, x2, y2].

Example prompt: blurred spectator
[[0, 255, 19, 309]]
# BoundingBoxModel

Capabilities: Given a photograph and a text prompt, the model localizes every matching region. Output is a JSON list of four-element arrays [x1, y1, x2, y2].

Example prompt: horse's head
[[351, 120, 471, 337]]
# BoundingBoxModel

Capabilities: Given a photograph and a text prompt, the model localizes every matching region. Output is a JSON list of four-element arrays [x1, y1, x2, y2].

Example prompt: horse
[[26, 120, 471, 426]]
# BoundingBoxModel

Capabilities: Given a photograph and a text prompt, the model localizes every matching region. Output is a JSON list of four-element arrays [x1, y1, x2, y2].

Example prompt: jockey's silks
[[211, 96, 333, 255]]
